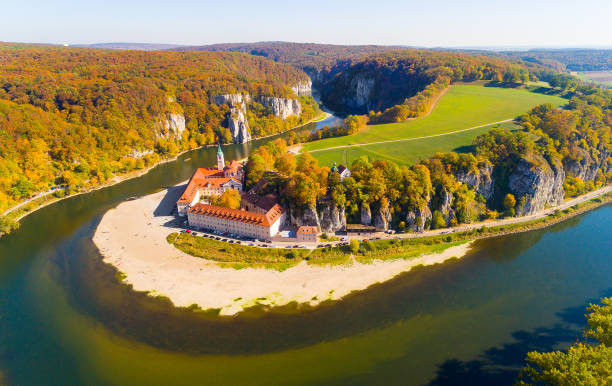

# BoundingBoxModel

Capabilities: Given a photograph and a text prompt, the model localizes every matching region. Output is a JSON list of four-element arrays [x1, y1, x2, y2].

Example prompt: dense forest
[[171, 42, 402, 77], [318, 50, 535, 120], [244, 83, 612, 232], [504, 49, 612, 72], [0, 44, 317, 213]]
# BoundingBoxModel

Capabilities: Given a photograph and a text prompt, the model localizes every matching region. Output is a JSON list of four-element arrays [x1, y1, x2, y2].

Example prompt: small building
[[296, 226, 318, 243], [187, 203, 286, 241], [346, 224, 376, 236], [176, 146, 244, 216], [331, 162, 351, 181]]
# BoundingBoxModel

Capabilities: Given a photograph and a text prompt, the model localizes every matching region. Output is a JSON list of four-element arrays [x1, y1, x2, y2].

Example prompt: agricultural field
[[576, 71, 612, 87], [303, 84, 567, 166]]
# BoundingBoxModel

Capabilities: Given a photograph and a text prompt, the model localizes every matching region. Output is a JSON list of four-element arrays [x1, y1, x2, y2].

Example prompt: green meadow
[[303, 84, 566, 166]]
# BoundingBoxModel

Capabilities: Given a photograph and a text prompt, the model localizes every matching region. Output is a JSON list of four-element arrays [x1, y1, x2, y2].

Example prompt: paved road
[[1, 187, 66, 217]]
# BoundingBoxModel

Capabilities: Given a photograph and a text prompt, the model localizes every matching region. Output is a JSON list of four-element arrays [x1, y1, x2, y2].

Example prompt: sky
[[2, 0, 612, 48]]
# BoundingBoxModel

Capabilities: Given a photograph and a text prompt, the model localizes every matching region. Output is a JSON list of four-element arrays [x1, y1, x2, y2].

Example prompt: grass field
[[576, 71, 612, 87], [303, 84, 566, 166]]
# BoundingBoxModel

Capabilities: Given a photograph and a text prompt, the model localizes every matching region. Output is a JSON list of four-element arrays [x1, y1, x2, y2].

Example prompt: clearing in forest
[[303, 84, 567, 166]]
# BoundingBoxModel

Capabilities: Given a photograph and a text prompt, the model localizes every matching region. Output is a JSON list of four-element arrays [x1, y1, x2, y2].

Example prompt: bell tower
[[216, 145, 225, 170]]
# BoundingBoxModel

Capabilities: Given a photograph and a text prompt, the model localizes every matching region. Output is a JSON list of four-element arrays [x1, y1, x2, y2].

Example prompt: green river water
[[1, 114, 611, 385]]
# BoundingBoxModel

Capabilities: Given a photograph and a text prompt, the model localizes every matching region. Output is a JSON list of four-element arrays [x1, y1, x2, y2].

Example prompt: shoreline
[[0, 111, 330, 231], [93, 184, 612, 316], [92, 187, 474, 315]]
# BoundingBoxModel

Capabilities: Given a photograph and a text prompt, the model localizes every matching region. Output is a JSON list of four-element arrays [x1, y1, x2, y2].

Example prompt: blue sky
[[2, 0, 611, 48]]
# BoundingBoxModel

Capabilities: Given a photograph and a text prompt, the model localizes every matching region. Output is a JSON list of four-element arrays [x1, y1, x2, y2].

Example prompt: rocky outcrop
[[564, 147, 607, 182], [287, 201, 346, 233], [227, 108, 251, 144], [288, 204, 321, 230], [318, 201, 346, 233], [438, 188, 455, 226], [373, 201, 392, 231], [213, 94, 249, 113], [260, 97, 302, 120], [405, 204, 432, 233], [291, 80, 312, 96], [214, 94, 252, 144], [509, 154, 565, 216], [342, 75, 374, 112], [360, 203, 372, 225], [454, 163, 494, 200], [158, 113, 186, 139]]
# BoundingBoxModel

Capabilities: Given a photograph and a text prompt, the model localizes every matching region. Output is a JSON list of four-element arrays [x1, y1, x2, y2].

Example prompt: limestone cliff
[[564, 147, 608, 182], [438, 188, 455, 226], [286, 201, 346, 233], [360, 203, 372, 225], [157, 112, 186, 139], [373, 201, 392, 231], [227, 108, 251, 144], [213, 94, 252, 144], [318, 201, 347, 233], [509, 154, 565, 216], [341, 75, 374, 113], [260, 97, 302, 120], [405, 204, 432, 233], [454, 163, 494, 201], [291, 80, 312, 96]]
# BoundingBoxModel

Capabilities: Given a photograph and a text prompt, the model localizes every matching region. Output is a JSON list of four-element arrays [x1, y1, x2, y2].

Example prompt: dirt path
[[306, 118, 513, 154]]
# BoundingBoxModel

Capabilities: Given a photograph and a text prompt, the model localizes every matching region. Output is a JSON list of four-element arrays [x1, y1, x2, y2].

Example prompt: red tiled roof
[[188, 203, 284, 227], [177, 168, 241, 204], [297, 226, 318, 234]]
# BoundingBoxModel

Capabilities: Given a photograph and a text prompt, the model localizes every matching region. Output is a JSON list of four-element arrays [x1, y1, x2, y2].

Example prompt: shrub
[[349, 239, 359, 254], [432, 210, 446, 229], [0, 216, 20, 235]]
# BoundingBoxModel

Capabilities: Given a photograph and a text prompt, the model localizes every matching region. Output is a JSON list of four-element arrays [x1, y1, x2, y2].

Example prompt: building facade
[[296, 226, 318, 243], [177, 146, 244, 216], [187, 203, 286, 241]]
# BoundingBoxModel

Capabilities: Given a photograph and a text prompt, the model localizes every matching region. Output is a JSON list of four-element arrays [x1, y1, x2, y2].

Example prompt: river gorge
[[1, 103, 611, 385]]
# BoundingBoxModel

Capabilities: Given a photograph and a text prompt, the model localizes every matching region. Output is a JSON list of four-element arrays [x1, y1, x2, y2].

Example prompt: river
[[0, 104, 611, 385]]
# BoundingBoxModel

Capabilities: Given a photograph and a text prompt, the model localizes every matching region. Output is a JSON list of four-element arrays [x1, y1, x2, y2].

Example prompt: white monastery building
[[176, 146, 243, 216]]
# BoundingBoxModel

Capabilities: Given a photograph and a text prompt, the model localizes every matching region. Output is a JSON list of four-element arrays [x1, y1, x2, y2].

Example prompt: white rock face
[[214, 93, 252, 143], [260, 97, 302, 120], [227, 108, 252, 144], [343, 75, 374, 111], [291, 80, 312, 96], [158, 112, 186, 139], [213, 94, 249, 113]]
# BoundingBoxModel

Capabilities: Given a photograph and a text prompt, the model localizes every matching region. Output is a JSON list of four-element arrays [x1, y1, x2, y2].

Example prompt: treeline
[[320, 50, 540, 122], [0, 44, 314, 212], [171, 42, 401, 74], [244, 83, 612, 231], [506, 49, 612, 72]]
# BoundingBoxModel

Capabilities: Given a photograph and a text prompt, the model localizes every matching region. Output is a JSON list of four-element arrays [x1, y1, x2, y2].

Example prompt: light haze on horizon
[[3, 0, 612, 48]]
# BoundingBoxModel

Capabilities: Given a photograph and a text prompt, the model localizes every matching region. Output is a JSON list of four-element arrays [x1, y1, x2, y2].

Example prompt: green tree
[[431, 210, 446, 229], [520, 298, 612, 385], [216, 189, 241, 209], [349, 239, 359, 254]]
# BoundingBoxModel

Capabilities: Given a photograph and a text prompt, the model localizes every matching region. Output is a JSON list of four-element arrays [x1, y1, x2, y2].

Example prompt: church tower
[[216, 145, 225, 170]]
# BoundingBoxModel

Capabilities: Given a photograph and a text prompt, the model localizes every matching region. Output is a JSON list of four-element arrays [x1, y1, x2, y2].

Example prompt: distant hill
[[170, 41, 404, 75], [74, 42, 186, 51], [502, 49, 612, 72]]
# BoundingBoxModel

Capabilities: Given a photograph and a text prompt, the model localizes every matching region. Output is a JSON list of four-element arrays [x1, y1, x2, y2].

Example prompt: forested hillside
[[505, 49, 612, 71], [244, 83, 612, 234], [318, 50, 536, 120], [0, 44, 317, 212], [171, 42, 401, 76]]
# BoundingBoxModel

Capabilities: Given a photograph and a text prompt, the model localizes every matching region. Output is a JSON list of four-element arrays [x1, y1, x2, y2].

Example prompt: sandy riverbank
[[93, 187, 473, 316]]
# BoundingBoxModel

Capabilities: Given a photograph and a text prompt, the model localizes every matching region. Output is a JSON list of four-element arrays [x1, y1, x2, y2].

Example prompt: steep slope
[[0, 44, 318, 212]]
